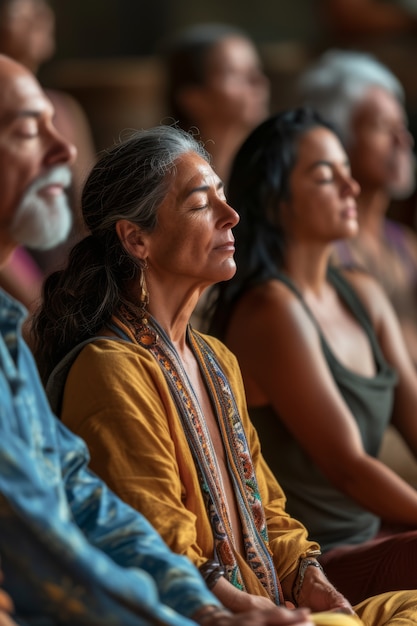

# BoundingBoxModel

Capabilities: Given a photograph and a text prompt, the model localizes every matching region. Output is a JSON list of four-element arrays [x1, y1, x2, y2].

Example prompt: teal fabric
[[0, 289, 219, 625], [250, 267, 398, 553]]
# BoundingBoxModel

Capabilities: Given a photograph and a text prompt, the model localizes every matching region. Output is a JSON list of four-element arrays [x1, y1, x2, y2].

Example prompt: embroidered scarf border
[[116, 311, 282, 605]]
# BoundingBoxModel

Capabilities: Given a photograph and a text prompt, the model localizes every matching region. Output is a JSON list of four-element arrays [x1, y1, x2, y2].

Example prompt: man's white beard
[[10, 165, 73, 251]]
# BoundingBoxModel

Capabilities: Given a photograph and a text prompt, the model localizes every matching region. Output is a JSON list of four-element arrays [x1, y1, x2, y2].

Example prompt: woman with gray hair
[[298, 49, 417, 364]]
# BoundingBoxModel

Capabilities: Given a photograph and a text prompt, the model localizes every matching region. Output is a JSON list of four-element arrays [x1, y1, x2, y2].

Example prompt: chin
[[346, 226, 359, 239], [337, 224, 358, 241], [389, 178, 416, 200], [13, 206, 72, 251], [220, 267, 237, 283], [11, 187, 73, 250]]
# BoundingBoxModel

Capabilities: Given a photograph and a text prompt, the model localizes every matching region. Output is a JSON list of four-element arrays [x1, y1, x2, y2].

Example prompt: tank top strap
[[274, 266, 388, 370], [326, 266, 373, 329], [274, 270, 321, 333], [327, 266, 389, 359]]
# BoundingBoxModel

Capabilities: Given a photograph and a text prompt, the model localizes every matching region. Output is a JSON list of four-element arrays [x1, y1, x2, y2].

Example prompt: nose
[[218, 197, 240, 228], [341, 172, 361, 198], [44, 123, 78, 168]]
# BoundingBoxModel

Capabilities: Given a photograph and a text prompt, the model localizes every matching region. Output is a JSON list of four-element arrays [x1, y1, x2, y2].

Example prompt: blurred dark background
[[48, 0, 321, 59], [42, 0, 417, 178]]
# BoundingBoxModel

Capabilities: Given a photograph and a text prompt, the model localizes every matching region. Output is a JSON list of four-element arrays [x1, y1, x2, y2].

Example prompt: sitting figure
[[207, 107, 417, 605], [297, 49, 417, 364]]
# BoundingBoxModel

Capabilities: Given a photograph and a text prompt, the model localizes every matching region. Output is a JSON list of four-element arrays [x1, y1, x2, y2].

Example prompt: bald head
[[0, 52, 43, 108]]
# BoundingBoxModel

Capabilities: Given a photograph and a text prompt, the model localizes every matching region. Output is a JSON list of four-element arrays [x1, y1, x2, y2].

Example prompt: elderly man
[[298, 50, 417, 364]]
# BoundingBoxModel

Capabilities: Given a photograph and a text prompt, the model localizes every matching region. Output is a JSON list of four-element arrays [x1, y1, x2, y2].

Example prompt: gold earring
[[136, 259, 158, 347], [118, 259, 157, 348], [139, 259, 149, 323]]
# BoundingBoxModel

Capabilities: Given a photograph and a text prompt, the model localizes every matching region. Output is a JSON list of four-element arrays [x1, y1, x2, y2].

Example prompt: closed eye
[[315, 177, 334, 184]]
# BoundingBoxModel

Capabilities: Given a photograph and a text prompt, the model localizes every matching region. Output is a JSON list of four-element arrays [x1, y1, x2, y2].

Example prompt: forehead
[[0, 69, 52, 128], [207, 36, 260, 70], [158, 151, 219, 209], [354, 86, 406, 124], [173, 151, 218, 188], [296, 126, 346, 163]]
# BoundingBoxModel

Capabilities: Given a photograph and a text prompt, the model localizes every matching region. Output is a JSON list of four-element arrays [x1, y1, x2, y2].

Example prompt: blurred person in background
[[0, 569, 16, 626], [161, 23, 270, 184], [298, 49, 417, 365], [0, 0, 95, 312]]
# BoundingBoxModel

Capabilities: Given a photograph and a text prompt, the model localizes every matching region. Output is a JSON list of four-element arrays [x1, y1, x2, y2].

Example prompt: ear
[[116, 219, 148, 260]]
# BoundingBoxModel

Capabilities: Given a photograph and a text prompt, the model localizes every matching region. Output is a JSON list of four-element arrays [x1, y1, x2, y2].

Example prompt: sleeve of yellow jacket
[[60, 332, 319, 583], [61, 337, 214, 570]]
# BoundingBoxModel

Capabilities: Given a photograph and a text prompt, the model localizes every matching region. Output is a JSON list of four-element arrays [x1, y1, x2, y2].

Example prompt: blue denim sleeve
[[0, 414, 181, 625]]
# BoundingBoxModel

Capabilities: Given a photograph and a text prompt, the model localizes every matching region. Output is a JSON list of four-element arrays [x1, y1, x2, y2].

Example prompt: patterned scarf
[[117, 308, 282, 605]]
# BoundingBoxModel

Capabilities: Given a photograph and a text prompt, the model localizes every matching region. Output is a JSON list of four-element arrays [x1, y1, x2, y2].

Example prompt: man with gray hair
[[298, 49, 417, 364]]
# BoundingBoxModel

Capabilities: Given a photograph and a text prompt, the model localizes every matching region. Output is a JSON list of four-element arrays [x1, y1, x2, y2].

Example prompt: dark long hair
[[32, 125, 209, 383], [207, 107, 337, 338]]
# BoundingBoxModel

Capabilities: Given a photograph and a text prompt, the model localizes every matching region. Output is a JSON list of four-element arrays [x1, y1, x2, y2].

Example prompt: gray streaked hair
[[297, 49, 405, 146], [33, 124, 211, 383], [83, 124, 211, 237]]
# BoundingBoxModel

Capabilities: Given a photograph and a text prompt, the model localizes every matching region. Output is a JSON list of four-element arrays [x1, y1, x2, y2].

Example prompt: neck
[[144, 278, 209, 352], [355, 187, 390, 235], [283, 241, 332, 297]]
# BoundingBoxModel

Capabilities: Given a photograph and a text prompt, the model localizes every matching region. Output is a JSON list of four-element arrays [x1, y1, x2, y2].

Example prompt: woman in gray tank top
[[208, 108, 417, 605]]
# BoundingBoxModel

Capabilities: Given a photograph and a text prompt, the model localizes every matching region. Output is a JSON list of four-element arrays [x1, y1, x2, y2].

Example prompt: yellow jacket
[[60, 327, 320, 596]]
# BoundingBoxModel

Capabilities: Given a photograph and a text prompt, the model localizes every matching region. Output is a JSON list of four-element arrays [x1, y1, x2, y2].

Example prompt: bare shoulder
[[229, 278, 314, 344], [400, 223, 417, 263], [236, 278, 304, 318], [338, 266, 389, 324], [339, 265, 385, 294]]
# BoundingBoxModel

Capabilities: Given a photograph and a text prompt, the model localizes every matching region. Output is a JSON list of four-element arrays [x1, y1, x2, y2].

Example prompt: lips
[[215, 240, 235, 250], [38, 183, 66, 197], [341, 203, 357, 220]]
